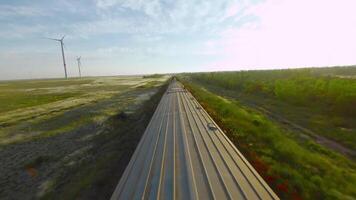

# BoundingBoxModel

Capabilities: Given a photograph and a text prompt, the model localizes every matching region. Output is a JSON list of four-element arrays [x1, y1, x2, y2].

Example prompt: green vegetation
[[0, 76, 167, 145], [143, 73, 164, 78], [0, 92, 80, 113], [137, 80, 164, 88], [0, 78, 92, 89], [0, 77, 144, 114], [189, 67, 356, 116], [184, 66, 356, 150], [0, 79, 91, 113], [180, 78, 356, 199]]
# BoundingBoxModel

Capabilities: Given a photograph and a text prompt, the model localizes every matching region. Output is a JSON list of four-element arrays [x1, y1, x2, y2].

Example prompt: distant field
[[0, 76, 167, 139], [0, 75, 169, 199], [183, 66, 356, 150], [179, 66, 356, 199], [0, 75, 169, 146], [0, 77, 150, 113]]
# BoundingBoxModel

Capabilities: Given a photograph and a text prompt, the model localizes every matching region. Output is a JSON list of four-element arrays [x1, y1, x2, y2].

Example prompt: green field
[[183, 66, 356, 150], [0, 75, 169, 199], [0, 79, 87, 113], [0, 77, 155, 113], [0, 76, 168, 143], [179, 66, 356, 199]]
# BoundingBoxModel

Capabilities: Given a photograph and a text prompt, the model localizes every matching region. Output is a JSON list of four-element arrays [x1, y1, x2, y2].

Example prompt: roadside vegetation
[[178, 67, 356, 199], [184, 66, 356, 150]]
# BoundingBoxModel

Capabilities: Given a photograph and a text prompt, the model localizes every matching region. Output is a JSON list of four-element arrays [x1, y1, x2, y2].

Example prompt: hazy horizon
[[1, 0, 356, 80]]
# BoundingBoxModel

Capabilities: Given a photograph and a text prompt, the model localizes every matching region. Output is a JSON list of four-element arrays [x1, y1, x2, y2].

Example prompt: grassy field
[[0, 75, 169, 199], [178, 67, 356, 199], [0, 76, 160, 113], [0, 76, 167, 144], [183, 66, 356, 151]]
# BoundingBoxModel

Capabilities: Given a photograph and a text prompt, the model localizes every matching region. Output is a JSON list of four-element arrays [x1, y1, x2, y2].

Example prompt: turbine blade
[[61, 35, 65, 40], [45, 37, 60, 41]]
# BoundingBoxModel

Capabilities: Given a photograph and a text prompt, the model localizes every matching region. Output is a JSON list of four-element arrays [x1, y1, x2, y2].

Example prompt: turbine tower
[[76, 56, 82, 78], [47, 35, 67, 79]]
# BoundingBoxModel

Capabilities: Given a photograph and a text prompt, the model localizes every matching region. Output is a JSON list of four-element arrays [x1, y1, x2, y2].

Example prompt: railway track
[[111, 80, 279, 200]]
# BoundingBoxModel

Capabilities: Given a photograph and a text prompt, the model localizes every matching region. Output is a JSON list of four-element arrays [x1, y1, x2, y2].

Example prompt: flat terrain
[[112, 80, 278, 200], [0, 76, 165, 144], [184, 66, 356, 154], [0, 75, 169, 199], [179, 67, 356, 199]]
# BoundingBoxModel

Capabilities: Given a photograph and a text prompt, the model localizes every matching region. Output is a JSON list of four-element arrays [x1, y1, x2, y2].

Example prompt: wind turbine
[[47, 35, 68, 79], [76, 56, 82, 78]]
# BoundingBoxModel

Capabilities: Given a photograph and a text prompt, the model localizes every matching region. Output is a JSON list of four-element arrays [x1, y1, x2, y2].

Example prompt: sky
[[0, 0, 356, 80]]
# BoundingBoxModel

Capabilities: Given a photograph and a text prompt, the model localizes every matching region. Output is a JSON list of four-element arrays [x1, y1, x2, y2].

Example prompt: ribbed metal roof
[[111, 80, 279, 200]]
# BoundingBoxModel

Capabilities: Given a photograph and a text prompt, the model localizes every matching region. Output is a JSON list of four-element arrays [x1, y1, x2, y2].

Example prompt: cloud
[[95, 0, 121, 9], [0, 24, 48, 39], [92, 0, 257, 35], [0, 0, 258, 40], [0, 5, 48, 17], [2, 0, 354, 79], [95, 0, 163, 18]]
